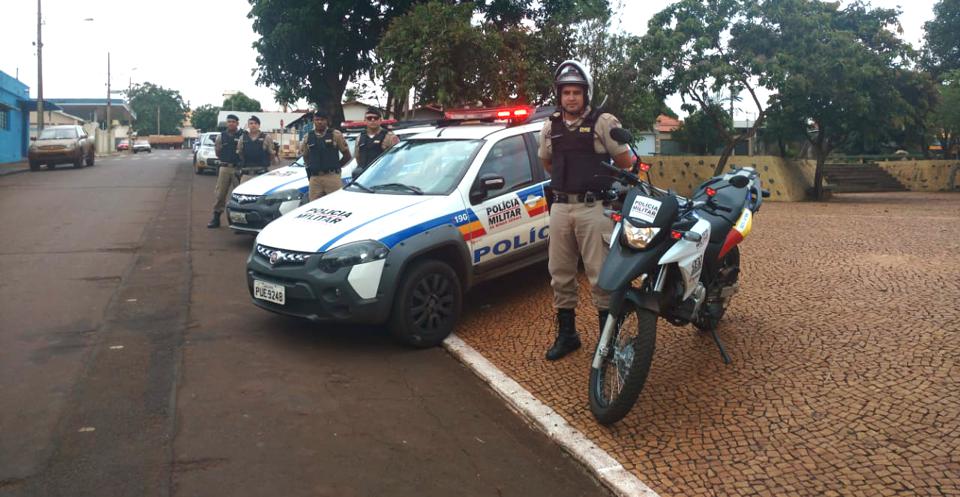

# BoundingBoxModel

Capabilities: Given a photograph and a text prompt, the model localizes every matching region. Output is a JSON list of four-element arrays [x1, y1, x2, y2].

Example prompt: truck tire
[[389, 260, 462, 348]]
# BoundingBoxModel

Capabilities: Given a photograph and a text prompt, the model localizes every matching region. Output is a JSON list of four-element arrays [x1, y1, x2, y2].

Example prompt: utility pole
[[106, 52, 111, 135], [157, 104, 160, 135], [36, 0, 44, 132]]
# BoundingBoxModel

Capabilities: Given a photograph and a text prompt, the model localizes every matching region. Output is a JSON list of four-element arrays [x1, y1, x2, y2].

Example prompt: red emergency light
[[444, 106, 533, 122]]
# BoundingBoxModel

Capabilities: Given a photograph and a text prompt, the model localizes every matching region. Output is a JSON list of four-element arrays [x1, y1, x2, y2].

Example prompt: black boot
[[599, 310, 610, 333], [546, 309, 581, 361], [207, 211, 222, 228]]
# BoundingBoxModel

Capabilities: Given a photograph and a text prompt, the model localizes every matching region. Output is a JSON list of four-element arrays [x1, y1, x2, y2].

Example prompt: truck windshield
[[348, 139, 480, 195], [38, 128, 78, 140]]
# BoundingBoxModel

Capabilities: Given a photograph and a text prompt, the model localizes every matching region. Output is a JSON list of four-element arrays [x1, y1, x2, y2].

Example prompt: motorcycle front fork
[[592, 266, 667, 369]]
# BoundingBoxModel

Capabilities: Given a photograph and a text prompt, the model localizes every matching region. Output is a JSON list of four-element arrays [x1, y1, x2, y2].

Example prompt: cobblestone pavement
[[455, 192, 960, 496]]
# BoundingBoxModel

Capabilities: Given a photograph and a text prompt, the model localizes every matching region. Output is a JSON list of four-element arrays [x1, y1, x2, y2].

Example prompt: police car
[[226, 123, 438, 233], [247, 106, 552, 347]]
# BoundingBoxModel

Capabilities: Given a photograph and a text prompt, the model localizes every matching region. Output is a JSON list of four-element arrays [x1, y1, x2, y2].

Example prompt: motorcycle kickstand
[[708, 327, 732, 365]]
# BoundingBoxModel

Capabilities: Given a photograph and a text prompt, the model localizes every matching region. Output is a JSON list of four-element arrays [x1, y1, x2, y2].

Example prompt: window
[[38, 127, 78, 140], [474, 135, 532, 202], [0, 109, 8, 131], [348, 139, 481, 195]]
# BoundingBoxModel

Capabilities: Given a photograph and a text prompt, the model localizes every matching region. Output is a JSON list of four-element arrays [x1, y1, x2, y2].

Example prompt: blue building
[[0, 71, 30, 164]]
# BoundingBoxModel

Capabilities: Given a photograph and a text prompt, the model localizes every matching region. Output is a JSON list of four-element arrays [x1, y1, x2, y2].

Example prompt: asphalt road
[[0, 151, 611, 497]]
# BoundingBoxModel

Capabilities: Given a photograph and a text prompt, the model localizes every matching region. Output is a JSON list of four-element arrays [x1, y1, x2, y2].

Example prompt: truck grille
[[255, 244, 313, 266], [232, 193, 261, 204]]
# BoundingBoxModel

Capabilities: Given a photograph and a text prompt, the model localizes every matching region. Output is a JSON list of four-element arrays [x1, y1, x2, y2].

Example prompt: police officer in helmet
[[300, 110, 352, 202], [352, 107, 398, 179], [208, 114, 243, 229], [537, 60, 634, 361]]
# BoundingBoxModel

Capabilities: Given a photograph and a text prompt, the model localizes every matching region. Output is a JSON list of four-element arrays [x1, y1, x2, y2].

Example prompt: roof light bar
[[443, 106, 534, 122]]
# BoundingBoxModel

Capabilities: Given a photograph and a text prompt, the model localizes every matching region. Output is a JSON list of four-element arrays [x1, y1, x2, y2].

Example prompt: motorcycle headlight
[[621, 221, 660, 249], [318, 240, 389, 273], [263, 189, 303, 205]]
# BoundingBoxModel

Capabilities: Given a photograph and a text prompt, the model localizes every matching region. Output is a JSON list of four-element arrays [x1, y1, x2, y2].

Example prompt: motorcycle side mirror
[[729, 175, 749, 188], [610, 127, 633, 145]]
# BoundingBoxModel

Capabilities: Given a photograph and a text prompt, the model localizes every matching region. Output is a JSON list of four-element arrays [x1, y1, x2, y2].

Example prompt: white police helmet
[[554, 60, 593, 105]]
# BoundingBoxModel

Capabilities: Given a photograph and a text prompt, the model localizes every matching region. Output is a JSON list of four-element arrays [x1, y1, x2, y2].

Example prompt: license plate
[[253, 279, 285, 305], [229, 211, 246, 224]]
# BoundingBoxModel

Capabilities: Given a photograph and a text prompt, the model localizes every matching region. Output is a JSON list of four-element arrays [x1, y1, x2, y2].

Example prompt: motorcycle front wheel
[[589, 302, 657, 425]]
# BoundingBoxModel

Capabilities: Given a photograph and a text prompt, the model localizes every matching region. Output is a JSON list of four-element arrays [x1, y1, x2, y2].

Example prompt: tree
[[273, 86, 298, 112], [930, 71, 960, 158], [127, 82, 187, 135], [249, 0, 421, 126], [190, 104, 221, 132], [762, 0, 910, 199], [673, 102, 732, 155], [222, 92, 262, 112], [923, 0, 960, 77], [641, 0, 775, 176]]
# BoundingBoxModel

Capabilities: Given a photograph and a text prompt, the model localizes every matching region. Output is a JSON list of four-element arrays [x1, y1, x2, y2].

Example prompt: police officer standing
[[352, 107, 398, 179], [538, 60, 634, 361], [300, 110, 352, 202], [237, 115, 277, 176], [208, 114, 244, 229]]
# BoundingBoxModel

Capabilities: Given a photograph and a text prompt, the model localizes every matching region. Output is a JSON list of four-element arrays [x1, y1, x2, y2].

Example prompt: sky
[[0, 0, 940, 117]]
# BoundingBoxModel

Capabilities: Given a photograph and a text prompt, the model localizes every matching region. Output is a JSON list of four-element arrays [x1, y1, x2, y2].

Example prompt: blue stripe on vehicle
[[379, 214, 455, 248], [316, 200, 430, 252], [265, 175, 309, 194]]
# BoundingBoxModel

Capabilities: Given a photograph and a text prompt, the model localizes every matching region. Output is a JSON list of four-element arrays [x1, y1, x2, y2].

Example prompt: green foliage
[[672, 102, 731, 154], [249, 0, 420, 125], [222, 92, 263, 112], [190, 104, 221, 132], [923, 0, 960, 77], [640, 0, 775, 174], [127, 82, 187, 135], [930, 71, 960, 157], [761, 0, 910, 199]]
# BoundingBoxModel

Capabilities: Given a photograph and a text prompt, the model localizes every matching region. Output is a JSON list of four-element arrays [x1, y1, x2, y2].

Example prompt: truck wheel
[[73, 152, 84, 168], [389, 260, 462, 348], [29, 161, 40, 171], [86, 151, 95, 166]]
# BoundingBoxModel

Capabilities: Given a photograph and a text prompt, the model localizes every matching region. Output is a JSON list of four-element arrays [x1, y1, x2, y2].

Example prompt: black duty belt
[[309, 168, 341, 176], [551, 191, 605, 204]]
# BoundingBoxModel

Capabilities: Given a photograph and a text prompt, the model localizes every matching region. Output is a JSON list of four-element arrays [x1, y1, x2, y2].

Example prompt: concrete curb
[[0, 167, 30, 177], [443, 335, 660, 497]]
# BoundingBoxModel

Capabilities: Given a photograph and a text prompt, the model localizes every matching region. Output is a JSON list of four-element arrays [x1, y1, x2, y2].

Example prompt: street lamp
[[36, 0, 44, 132]]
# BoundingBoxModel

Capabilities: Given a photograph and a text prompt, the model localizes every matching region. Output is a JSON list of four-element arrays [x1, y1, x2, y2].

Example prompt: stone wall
[[638, 156, 815, 202], [876, 160, 960, 192]]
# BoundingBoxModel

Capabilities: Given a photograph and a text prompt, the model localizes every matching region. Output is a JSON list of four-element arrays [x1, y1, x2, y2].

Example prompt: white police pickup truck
[[226, 124, 437, 232], [247, 107, 553, 347]]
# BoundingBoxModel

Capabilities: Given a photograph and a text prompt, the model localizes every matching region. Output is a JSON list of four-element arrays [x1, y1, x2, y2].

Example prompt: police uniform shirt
[[353, 128, 399, 160], [236, 132, 276, 161], [299, 128, 350, 158], [537, 107, 629, 163]]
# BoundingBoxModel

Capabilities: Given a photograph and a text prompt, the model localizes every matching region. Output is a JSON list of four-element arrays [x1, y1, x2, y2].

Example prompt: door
[[467, 134, 548, 267]]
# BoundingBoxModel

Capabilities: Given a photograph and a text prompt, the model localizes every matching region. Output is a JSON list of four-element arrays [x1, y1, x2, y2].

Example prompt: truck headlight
[[318, 240, 389, 273], [621, 221, 660, 249], [263, 189, 303, 205]]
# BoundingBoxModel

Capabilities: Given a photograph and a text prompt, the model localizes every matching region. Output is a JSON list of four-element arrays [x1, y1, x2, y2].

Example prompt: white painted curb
[[443, 334, 660, 497]]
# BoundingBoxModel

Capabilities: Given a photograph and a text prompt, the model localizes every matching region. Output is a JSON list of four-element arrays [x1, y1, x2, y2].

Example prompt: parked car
[[117, 139, 130, 151], [132, 140, 152, 153], [246, 108, 549, 347], [194, 132, 221, 174], [226, 124, 438, 233], [28, 125, 96, 170]]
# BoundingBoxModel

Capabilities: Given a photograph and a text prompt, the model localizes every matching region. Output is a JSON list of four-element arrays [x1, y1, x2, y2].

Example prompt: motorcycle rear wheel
[[589, 302, 657, 425]]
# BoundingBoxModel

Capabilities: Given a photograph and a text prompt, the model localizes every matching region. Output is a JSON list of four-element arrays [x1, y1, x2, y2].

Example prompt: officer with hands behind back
[[300, 110, 352, 202], [352, 107, 399, 179], [207, 114, 244, 229], [538, 60, 634, 361], [236, 115, 277, 175]]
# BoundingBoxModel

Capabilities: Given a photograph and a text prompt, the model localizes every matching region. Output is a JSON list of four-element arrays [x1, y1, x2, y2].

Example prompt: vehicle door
[[466, 133, 548, 267]]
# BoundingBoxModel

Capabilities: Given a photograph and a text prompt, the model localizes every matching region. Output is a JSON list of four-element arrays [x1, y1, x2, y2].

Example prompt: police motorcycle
[[588, 127, 769, 425]]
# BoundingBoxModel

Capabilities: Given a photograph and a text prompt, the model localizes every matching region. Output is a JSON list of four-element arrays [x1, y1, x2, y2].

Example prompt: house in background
[[654, 114, 683, 155], [0, 71, 30, 164]]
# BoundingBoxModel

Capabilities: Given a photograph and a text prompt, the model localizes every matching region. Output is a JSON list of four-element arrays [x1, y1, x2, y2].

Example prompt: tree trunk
[[713, 142, 736, 176], [813, 152, 826, 200], [778, 137, 787, 158]]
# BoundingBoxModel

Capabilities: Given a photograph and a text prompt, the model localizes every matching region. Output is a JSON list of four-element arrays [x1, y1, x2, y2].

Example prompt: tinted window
[[474, 135, 532, 201]]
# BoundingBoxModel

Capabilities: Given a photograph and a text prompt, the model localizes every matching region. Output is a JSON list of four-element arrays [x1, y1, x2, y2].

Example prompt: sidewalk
[[0, 160, 30, 177]]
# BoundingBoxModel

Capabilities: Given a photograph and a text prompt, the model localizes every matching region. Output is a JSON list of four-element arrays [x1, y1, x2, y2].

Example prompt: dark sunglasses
[[365, 115, 380, 121]]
